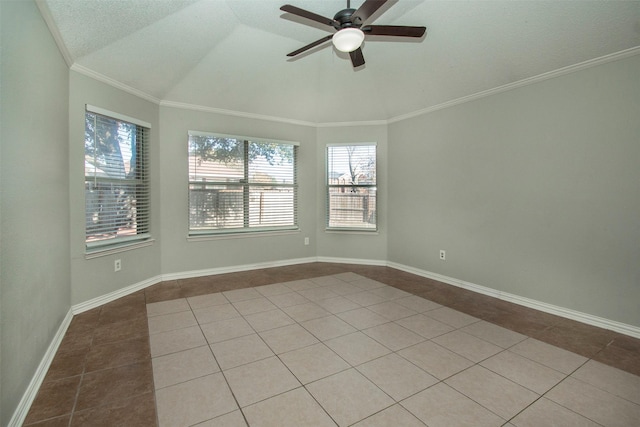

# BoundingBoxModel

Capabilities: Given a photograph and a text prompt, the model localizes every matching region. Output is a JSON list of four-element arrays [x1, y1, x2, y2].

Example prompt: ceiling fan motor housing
[[334, 8, 358, 28]]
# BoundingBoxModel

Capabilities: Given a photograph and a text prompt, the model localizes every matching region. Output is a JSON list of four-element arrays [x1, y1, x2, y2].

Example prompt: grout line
[[66, 308, 99, 427], [532, 367, 606, 427], [139, 270, 639, 425], [196, 304, 249, 426], [143, 314, 161, 427]]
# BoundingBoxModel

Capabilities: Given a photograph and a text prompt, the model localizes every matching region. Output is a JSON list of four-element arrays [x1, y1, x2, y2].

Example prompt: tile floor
[[24, 263, 640, 426]]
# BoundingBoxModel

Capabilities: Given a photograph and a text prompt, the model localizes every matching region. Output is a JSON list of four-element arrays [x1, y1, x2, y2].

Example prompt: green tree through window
[[85, 109, 150, 248], [188, 133, 298, 234]]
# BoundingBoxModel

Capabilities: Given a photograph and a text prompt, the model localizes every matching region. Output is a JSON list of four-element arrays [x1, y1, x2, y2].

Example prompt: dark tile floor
[[23, 263, 640, 426]]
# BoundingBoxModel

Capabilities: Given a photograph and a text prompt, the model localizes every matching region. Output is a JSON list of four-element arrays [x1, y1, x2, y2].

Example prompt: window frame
[[84, 105, 152, 253], [326, 143, 378, 232], [187, 131, 299, 237]]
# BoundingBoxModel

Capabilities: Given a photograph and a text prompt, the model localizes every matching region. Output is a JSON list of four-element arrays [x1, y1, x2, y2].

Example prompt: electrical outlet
[[304, 237, 310, 246], [439, 250, 446, 261], [114, 259, 122, 272]]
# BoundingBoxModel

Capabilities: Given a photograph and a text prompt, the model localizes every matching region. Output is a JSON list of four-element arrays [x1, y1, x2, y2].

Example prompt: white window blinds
[[188, 132, 298, 234], [326, 143, 377, 230], [84, 106, 151, 249]]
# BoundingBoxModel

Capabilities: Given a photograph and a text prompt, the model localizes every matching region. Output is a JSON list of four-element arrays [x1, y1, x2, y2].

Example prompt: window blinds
[[85, 108, 151, 248], [326, 143, 377, 230], [188, 132, 298, 234]]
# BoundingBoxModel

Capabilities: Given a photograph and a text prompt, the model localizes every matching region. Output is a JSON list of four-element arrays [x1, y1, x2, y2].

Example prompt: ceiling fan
[[280, 0, 426, 68]]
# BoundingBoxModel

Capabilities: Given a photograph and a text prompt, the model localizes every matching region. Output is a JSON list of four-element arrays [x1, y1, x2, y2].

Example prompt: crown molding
[[315, 119, 388, 128], [35, 0, 73, 67], [68, 46, 640, 128], [159, 100, 316, 128], [153, 46, 640, 126], [387, 46, 640, 124], [70, 64, 162, 105]]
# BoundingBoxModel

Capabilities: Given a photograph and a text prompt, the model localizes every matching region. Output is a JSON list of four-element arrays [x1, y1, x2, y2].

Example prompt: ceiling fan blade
[[363, 25, 426, 37], [349, 48, 365, 67], [280, 5, 338, 28], [287, 35, 334, 57], [351, 0, 388, 24]]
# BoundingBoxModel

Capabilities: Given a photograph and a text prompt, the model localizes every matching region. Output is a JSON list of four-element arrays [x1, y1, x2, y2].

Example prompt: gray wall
[[158, 107, 317, 275], [2, 2, 638, 422], [1, 1, 71, 424], [388, 54, 640, 327], [68, 72, 161, 305]]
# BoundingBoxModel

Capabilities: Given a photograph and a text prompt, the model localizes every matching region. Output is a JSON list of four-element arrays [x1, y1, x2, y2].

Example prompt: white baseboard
[[184, 255, 637, 338], [316, 256, 387, 266], [160, 257, 319, 281], [387, 261, 640, 339], [73, 257, 318, 314], [72, 275, 163, 315], [70, 256, 385, 315], [8, 309, 74, 427], [13, 256, 640, 426], [72, 256, 640, 337]]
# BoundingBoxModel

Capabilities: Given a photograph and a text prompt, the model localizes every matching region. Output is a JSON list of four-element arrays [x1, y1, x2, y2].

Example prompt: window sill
[[325, 228, 379, 235], [85, 238, 155, 259], [187, 228, 300, 242]]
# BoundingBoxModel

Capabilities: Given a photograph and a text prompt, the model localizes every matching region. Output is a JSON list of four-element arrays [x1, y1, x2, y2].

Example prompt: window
[[84, 106, 151, 250], [326, 143, 377, 231], [188, 132, 298, 235]]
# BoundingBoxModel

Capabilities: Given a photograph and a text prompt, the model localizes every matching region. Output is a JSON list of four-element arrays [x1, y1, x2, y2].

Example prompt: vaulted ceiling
[[41, 0, 640, 124]]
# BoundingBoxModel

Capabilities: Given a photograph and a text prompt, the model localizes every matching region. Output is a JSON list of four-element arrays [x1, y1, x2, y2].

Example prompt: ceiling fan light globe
[[332, 28, 365, 52]]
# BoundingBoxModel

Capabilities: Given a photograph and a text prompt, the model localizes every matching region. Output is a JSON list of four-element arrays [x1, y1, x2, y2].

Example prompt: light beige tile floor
[[148, 273, 640, 427]]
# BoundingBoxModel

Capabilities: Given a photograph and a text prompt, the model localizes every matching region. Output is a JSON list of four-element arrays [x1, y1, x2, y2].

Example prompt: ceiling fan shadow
[[366, 32, 427, 44], [280, 13, 334, 33], [285, 41, 333, 61]]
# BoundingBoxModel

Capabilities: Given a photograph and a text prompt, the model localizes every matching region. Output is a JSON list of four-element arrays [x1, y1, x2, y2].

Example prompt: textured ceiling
[[41, 0, 640, 124]]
